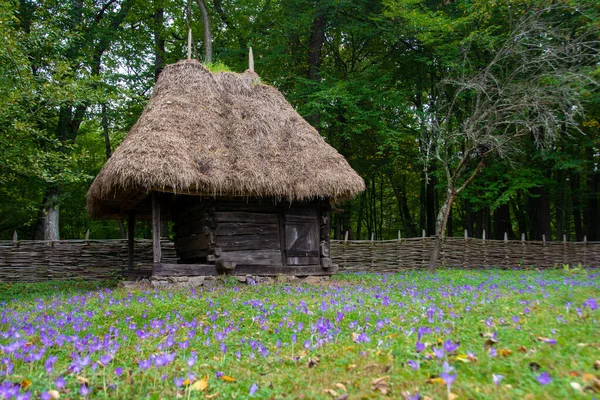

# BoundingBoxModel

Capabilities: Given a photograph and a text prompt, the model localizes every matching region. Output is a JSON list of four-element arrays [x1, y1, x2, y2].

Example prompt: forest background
[[1, 0, 599, 243]]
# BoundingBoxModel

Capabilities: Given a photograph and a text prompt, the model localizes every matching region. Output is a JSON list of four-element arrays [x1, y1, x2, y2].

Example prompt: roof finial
[[249, 47, 254, 73], [187, 28, 192, 60]]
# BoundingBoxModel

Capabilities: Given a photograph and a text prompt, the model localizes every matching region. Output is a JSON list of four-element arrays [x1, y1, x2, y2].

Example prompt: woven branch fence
[[0, 237, 598, 282], [331, 237, 600, 272]]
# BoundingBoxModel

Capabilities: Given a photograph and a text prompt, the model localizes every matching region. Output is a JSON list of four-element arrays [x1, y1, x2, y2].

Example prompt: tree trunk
[[195, 0, 212, 63], [42, 187, 60, 241], [571, 173, 583, 241], [102, 103, 111, 159], [426, 168, 436, 236], [154, 2, 165, 81], [356, 191, 364, 240], [428, 188, 454, 272], [493, 203, 511, 240], [307, 5, 326, 128]]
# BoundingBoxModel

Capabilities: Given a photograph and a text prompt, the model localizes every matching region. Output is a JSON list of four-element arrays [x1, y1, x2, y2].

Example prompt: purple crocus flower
[[115, 367, 124, 377], [433, 347, 445, 359], [416, 341, 425, 353], [16, 392, 31, 400], [249, 382, 259, 396], [440, 361, 457, 390], [54, 376, 66, 390], [174, 377, 184, 387], [583, 298, 597, 311], [99, 354, 112, 365], [216, 371, 224, 378], [41, 392, 52, 400], [80, 384, 90, 397], [493, 374, 504, 385], [543, 338, 557, 345], [444, 340, 458, 353], [536, 372, 552, 385], [407, 359, 420, 370]]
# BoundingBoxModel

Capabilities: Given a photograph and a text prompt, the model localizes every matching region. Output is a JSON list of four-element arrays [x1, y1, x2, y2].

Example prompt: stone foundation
[[119, 274, 330, 290]]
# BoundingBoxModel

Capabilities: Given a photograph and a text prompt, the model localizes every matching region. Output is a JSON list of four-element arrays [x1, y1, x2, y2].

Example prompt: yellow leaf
[[205, 392, 219, 399], [323, 389, 338, 397], [426, 377, 446, 385], [220, 375, 236, 382], [347, 364, 357, 371], [48, 390, 60, 399], [497, 348, 513, 357], [455, 355, 470, 363], [192, 375, 208, 391], [335, 383, 347, 392], [448, 393, 458, 400], [183, 378, 192, 386], [20, 379, 32, 390]]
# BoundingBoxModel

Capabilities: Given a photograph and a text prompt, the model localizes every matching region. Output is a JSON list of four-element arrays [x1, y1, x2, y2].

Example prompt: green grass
[[0, 269, 598, 399]]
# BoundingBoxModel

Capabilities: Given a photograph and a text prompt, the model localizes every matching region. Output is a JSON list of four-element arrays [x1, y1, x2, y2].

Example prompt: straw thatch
[[87, 60, 365, 218]]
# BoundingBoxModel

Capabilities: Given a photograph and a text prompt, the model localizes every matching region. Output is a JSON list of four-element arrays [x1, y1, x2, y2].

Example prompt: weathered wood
[[217, 234, 280, 250], [214, 211, 278, 224], [220, 249, 282, 265], [175, 235, 209, 253], [234, 264, 338, 276], [152, 193, 161, 264], [127, 212, 135, 270], [216, 223, 279, 236], [278, 213, 287, 266], [216, 259, 236, 273], [154, 263, 218, 277], [287, 256, 319, 265], [320, 257, 332, 269]]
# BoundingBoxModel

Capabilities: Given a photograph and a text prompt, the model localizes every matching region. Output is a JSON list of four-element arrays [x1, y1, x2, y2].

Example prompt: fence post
[[422, 229, 426, 238], [482, 230, 486, 242], [504, 232, 508, 268], [463, 230, 468, 268], [583, 235, 587, 267], [344, 231, 349, 242], [397, 230, 401, 268], [563, 234, 567, 266], [12, 231, 17, 247], [85, 229, 90, 242], [398, 230, 401, 240]]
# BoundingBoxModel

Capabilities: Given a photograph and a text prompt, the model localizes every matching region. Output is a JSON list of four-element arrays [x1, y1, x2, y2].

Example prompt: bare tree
[[427, 6, 599, 271]]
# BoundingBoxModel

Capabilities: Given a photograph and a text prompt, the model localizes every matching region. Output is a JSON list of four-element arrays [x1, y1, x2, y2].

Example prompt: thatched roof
[[87, 60, 365, 218]]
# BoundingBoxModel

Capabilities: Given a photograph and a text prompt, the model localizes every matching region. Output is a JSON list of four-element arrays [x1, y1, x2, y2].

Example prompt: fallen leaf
[[335, 395, 348, 400], [192, 375, 208, 391], [426, 377, 446, 385], [183, 378, 192, 386], [582, 373, 596, 383], [371, 376, 390, 395], [48, 390, 60, 400], [205, 392, 219, 399], [323, 389, 338, 397], [347, 364, 357, 371], [448, 393, 458, 400], [76, 376, 89, 385], [536, 336, 550, 342], [524, 394, 535, 400], [517, 346, 528, 353], [570, 382, 583, 393], [335, 383, 347, 392], [568, 371, 580, 377], [307, 357, 320, 368], [497, 348, 512, 357], [455, 354, 470, 363], [20, 379, 31, 390], [220, 375, 236, 382], [484, 339, 497, 350], [594, 360, 600, 370]]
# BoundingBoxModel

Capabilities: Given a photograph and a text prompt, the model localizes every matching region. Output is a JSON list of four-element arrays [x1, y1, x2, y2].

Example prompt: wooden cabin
[[87, 59, 364, 278]]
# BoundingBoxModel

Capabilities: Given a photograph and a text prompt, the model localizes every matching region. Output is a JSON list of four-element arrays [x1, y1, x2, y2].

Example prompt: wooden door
[[284, 208, 320, 265]]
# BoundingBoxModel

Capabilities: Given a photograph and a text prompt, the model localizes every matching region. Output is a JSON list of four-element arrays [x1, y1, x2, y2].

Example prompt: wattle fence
[[0, 236, 598, 282]]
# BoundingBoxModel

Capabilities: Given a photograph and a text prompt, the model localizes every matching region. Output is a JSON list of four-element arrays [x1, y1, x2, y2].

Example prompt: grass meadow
[[0, 269, 599, 399]]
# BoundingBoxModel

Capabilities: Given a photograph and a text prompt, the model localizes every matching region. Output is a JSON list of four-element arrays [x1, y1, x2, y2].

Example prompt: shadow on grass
[[0, 279, 120, 304]]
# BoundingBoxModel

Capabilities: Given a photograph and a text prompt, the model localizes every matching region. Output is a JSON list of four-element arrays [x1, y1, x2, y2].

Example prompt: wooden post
[[563, 234, 567, 243], [504, 232, 508, 242], [371, 232, 374, 242], [249, 47, 254, 72], [152, 193, 162, 265], [344, 231, 349, 242], [398, 230, 401, 240], [422, 229, 426, 238], [128, 211, 135, 270], [542, 234, 546, 243], [464, 229, 468, 239], [12, 231, 17, 247], [482, 230, 486, 241], [521, 233, 525, 242], [85, 229, 90, 241]]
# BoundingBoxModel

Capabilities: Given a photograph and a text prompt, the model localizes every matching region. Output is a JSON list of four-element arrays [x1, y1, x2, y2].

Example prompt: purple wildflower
[[407, 359, 420, 370], [54, 376, 66, 390], [416, 341, 425, 353], [249, 382, 259, 396], [583, 298, 597, 311], [174, 377, 184, 387], [536, 372, 552, 385], [115, 367, 124, 377], [433, 347, 445, 359], [80, 384, 90, 397], [99, 354, 112, 365], [444, 339, 459, 353], [493, 374, 504, 385], [216, 371, 224, 378]]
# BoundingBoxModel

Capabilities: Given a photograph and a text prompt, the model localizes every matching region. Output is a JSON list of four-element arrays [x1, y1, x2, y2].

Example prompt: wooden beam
[[152, 193, 161, 265], [128, 211, 135, 270]]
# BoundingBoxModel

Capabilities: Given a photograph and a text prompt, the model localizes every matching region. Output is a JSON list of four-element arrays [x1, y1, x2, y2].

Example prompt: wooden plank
[[217, 234, 280, 250], [127, 211, 135, 270], [216, 223, 279, 236], [152, 193, 161, 264], [234, 264, 338, 276], [153, 263, 218, 277], [287, 256, 319, 265], [214, 211, 278, 224], [220, 250, 282, 266], [277, 212, 287, 266], [175, 234, 209, 252]]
